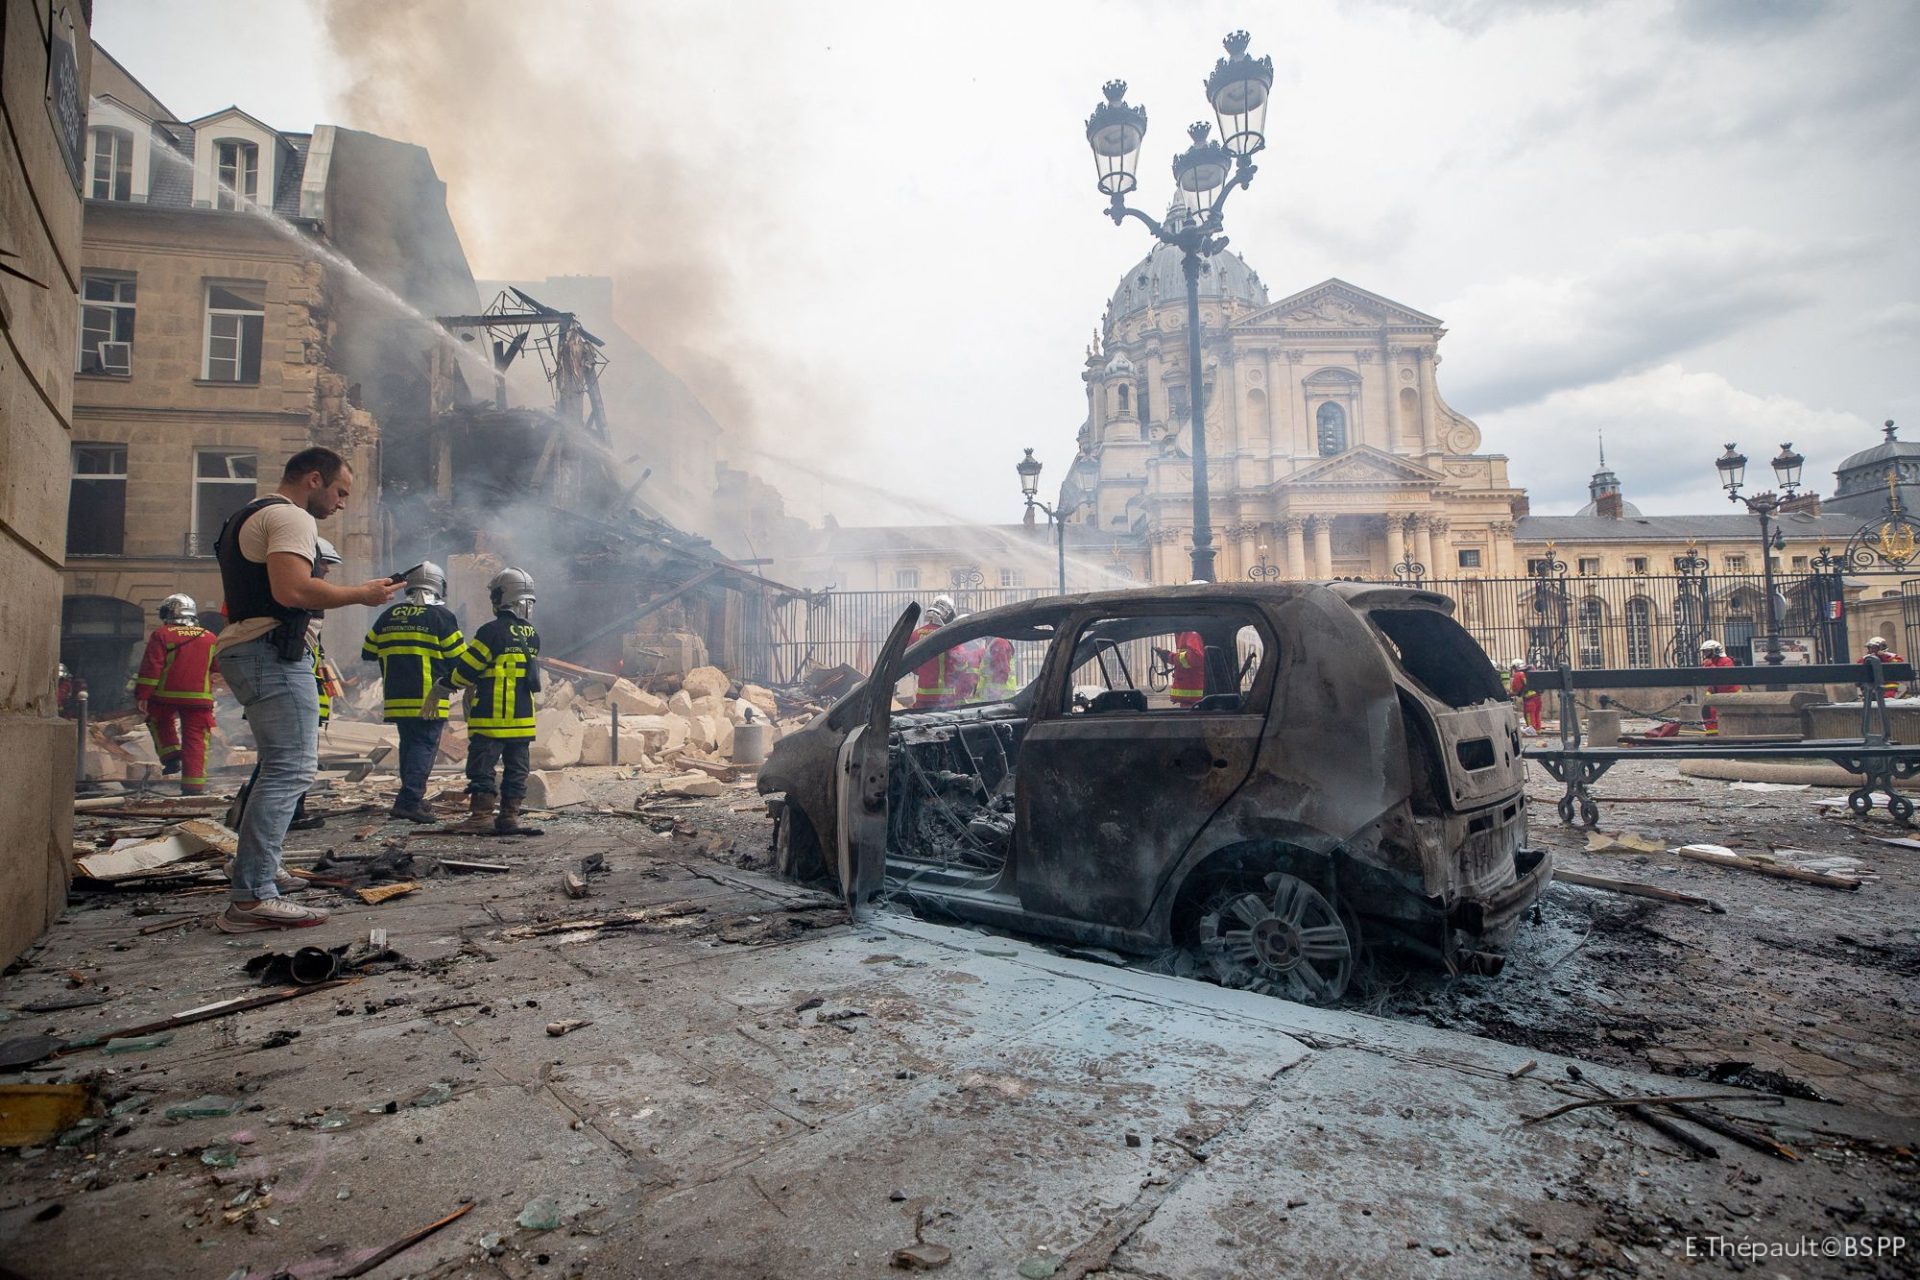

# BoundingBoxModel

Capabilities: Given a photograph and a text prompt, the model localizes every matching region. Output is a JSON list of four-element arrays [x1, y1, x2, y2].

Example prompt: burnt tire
[[1197, 872, 1354, 1005]]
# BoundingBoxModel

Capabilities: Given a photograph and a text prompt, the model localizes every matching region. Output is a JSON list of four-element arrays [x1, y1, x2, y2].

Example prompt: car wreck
[[758, 582, 1551, 1003]]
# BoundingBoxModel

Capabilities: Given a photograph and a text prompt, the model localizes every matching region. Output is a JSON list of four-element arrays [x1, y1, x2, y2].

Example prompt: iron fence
[[1388, 571, 1850, 670], [742, 587, 1050, 684]]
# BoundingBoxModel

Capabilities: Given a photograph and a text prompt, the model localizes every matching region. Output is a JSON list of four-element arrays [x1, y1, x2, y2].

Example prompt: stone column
[[1411, 513, 1435, 573], [1230, 523, 1259, 581], [1385, 514, 1406, 572], [1310, 515, 1334, 578], [1283, 517, 1307, 579], [1428, 516, 1450, 575], [1490, 520, 1515, 576], [1417, 348, 1440, 457], [1384, 343, 1403, 448]]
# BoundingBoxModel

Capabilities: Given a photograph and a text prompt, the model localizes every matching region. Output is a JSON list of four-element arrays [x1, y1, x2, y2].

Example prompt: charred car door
[[835, 604, 920, 916], [1013, 605, 1274, 928]]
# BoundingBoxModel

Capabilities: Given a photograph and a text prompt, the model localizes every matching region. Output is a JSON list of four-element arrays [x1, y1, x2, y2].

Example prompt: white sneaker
[[223, 859, 305, 895], [216, 898, 331, 933]]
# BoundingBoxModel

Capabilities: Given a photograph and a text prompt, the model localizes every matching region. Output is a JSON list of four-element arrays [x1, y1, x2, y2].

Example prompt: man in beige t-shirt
[[212, 447, 400, 932]]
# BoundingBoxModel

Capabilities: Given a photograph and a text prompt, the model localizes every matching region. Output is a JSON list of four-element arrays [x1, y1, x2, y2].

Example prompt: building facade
[[2, 0, 89, 962]]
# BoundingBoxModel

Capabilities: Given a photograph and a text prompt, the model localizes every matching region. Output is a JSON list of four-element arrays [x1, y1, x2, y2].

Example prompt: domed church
[[1064, 207, 1525, 583]]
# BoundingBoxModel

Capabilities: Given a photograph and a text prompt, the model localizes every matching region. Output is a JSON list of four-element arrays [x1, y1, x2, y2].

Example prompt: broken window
[[896, 622, 1054, 712], [67, 444, 127, 556], [1063, 609, 1269, 714], [203, 282, 264, 383], [214, 139, 258, 210], [192, 450, 257, 554], [78, 273, 135, 374], [1367, 608, 1507, 708]]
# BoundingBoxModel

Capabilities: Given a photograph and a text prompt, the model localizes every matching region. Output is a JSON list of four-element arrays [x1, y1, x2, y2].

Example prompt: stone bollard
[[1584, 708, 1623, 745]]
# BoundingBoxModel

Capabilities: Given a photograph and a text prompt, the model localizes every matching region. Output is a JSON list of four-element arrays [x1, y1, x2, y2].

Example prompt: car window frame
[[1039, 600, 1279, 722]]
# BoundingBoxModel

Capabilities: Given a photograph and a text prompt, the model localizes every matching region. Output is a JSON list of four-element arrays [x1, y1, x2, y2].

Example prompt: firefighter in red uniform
[[1862, 637, 1905, 697], [1507, 659, 1544, 734], [1158, 631, 1207, 708], [135, 594, 218, 794], [978, 636, 1020, 702], [1700, 638, 1739, 732], [910, 595, 962, 710]]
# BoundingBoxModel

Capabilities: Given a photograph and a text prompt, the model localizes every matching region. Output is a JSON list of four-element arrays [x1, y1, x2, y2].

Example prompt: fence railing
[[737, 572, 1857, 686]]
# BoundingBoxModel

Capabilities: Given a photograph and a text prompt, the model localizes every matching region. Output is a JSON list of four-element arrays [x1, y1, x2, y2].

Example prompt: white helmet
[[1700, 639, 1724, 655], [1508, 658, 1527, 670], [314, 537, 342, 569], [1867, 636, 1890, 650], [489, 567, 536, 620], [405, 561, 447, 605], [926, 594, 957, 626], [157, 593, 198, 625]]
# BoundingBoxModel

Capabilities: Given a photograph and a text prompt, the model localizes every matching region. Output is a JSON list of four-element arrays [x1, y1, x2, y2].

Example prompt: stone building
[[60, 46, 476, 707], [2, 0, 88, 962]]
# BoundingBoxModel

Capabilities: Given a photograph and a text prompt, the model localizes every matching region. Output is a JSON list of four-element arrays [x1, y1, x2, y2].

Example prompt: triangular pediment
[[1239, 278, 1443, 331], [186, 105, 289, 141], [1279, 445, 1449, 488]]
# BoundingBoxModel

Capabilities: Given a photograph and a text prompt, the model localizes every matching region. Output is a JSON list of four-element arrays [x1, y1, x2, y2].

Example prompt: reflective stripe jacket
[[451, 612, 541, 739], [362, 602, 466, 720], [313, 641, 336, 724], [135, 624, 215, 705], [911, 622, 960, 708], [1169, 631, 1205, 706]]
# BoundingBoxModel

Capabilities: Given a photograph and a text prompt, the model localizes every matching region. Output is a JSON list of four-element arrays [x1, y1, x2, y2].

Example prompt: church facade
[[1060, 222, 1523, 584]]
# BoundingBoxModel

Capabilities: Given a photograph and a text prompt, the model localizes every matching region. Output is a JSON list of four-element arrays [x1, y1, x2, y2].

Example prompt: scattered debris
[[439, 859, 510, 874], [499, 903, 707, 940], [1508, 1059, 1538, 1079], [0, 1084, 94, 1149], [1566, 1066, 1718, 1159], [1554, 869, 1726, 913], [1676, 844, 1862, 890], [658, 772, 724, 798], [1583, 830, 1667, 855], [334, 1200, 474, 1279], [545, 1019, 592, 1037], [562, 871, 591, 899], [891, 1243, 952, 1270], [517, 1197, 563, 1231], [1523, 1092, 1772, 1125], [355, 881, 422, 905], [73, 819, 236, 882]]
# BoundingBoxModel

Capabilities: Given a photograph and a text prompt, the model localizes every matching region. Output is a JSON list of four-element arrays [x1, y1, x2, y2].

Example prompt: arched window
[[1116, 384, 1130, 416], [1316, 401, 1347, 455], [88, 127, 133, 201], [1577, 597, 1606, 668], [214, 139, 259, 210], [1625, 597, 1653, 668]]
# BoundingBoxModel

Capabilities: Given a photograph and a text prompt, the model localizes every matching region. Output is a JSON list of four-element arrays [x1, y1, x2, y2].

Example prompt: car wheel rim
[[1198, 874, 1352, 1004]]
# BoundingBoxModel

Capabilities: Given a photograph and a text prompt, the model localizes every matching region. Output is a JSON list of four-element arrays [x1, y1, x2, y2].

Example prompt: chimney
[[1780, 491, 1822, 516], [1510, 495, 1531, 519], [1595, 491, 1623, 520]]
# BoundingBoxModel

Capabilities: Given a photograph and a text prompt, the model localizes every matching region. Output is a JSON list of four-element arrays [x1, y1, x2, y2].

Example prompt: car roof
[[934, 580, 1458, 629]]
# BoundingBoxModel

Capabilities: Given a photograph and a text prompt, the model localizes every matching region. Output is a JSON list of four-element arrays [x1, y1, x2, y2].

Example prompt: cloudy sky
[[96, 0, 1919, 526]]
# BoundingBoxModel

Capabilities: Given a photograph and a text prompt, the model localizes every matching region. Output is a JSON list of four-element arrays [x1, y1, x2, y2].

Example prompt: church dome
[[1106, 205, 1268, 331], [1104, 351, 1135, 377], [1829, 420, 1920, 517]]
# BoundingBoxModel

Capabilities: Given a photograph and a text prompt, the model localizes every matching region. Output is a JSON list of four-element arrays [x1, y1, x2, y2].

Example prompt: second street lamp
[[1086, 31, 1271, 583], [1017, 448, 1070, 596], [1718, 441, 1804, 665]]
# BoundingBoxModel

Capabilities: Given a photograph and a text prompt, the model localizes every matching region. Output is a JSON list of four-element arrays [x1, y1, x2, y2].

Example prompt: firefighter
[[1700, 638, 1739, 732], [1861, 636, 1905, 697], [1157, 630, 1207, 708], [977, 636, 1020, 702], [910, 595, 962, 709], [135, 594, 218, 795], [1508, 659, 1543, 735], [450, 568, 541, 835], [363, 562, 466, 823]]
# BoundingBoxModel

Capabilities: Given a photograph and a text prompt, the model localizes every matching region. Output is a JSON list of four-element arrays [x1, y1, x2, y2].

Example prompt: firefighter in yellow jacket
[[362, 562, 466, 822], [450, 568, 541, 834]]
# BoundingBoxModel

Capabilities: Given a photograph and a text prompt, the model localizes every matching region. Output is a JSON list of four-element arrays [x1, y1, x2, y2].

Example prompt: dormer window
[[88, 126, 133, 201], [215, 139, 258, 210]]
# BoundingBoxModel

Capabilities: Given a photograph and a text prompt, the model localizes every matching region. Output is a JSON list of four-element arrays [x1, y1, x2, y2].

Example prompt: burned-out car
[[758, 582, 1550, 1003]]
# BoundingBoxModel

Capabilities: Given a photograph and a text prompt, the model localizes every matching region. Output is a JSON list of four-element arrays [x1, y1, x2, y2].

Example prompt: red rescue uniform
[[135, 622, 217, 791], [912, 623, 963, 710], [1861, 650, 1904, 697], [1701, 653, 1739, 731], [1509, 667, 1543, 732], [1168, 631, 1206, 707]]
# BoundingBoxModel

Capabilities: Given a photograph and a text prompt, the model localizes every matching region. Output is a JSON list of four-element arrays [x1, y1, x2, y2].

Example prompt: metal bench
[[1523, 658, 1920, 828]]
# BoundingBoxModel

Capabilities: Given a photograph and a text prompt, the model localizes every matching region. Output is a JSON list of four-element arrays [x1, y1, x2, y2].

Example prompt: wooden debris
[[440, 859, 509, 874], [1659, 1101, 1799, 1161], [354, 881, 421, 906], [562, 871, 590, 899], [499, 903, 706, 940], [334, 1201, 474, 1279], [353, 823, 380, 841], [1507, 1059, 1538, 1079], [1676, 845, 1862, 890], [1554, 869, 1727, 913], [0, 1084, 94, 1149], [1569, 1066, 1718, 1158], [1524, 1092, 1771, 1125], [54, 981, 351, 1057]]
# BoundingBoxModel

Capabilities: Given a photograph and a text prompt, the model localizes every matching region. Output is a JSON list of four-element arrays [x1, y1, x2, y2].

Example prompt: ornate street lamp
[[1718, 441, 1803, 665], [1016, 448, 1071, 596], [1085, 31, 1270, 583]]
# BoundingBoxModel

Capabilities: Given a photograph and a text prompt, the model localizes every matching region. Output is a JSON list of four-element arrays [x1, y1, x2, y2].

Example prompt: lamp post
[[1017, 448, 1071, 596], [1717, 441, 1804, 665], [1086, 31, 1271, 583]]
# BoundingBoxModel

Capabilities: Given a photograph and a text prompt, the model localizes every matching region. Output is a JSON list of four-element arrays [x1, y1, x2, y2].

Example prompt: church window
[[1117, 384, 1130, 415], [1316, 401, 1347, 455], [1138, 381, 1151, 423], [1456, 548, 1481, 569]]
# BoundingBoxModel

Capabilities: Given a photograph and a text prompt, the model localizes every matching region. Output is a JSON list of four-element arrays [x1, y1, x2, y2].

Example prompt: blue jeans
[[395, 718, 444, 808], [216, 638, 318, 902]]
